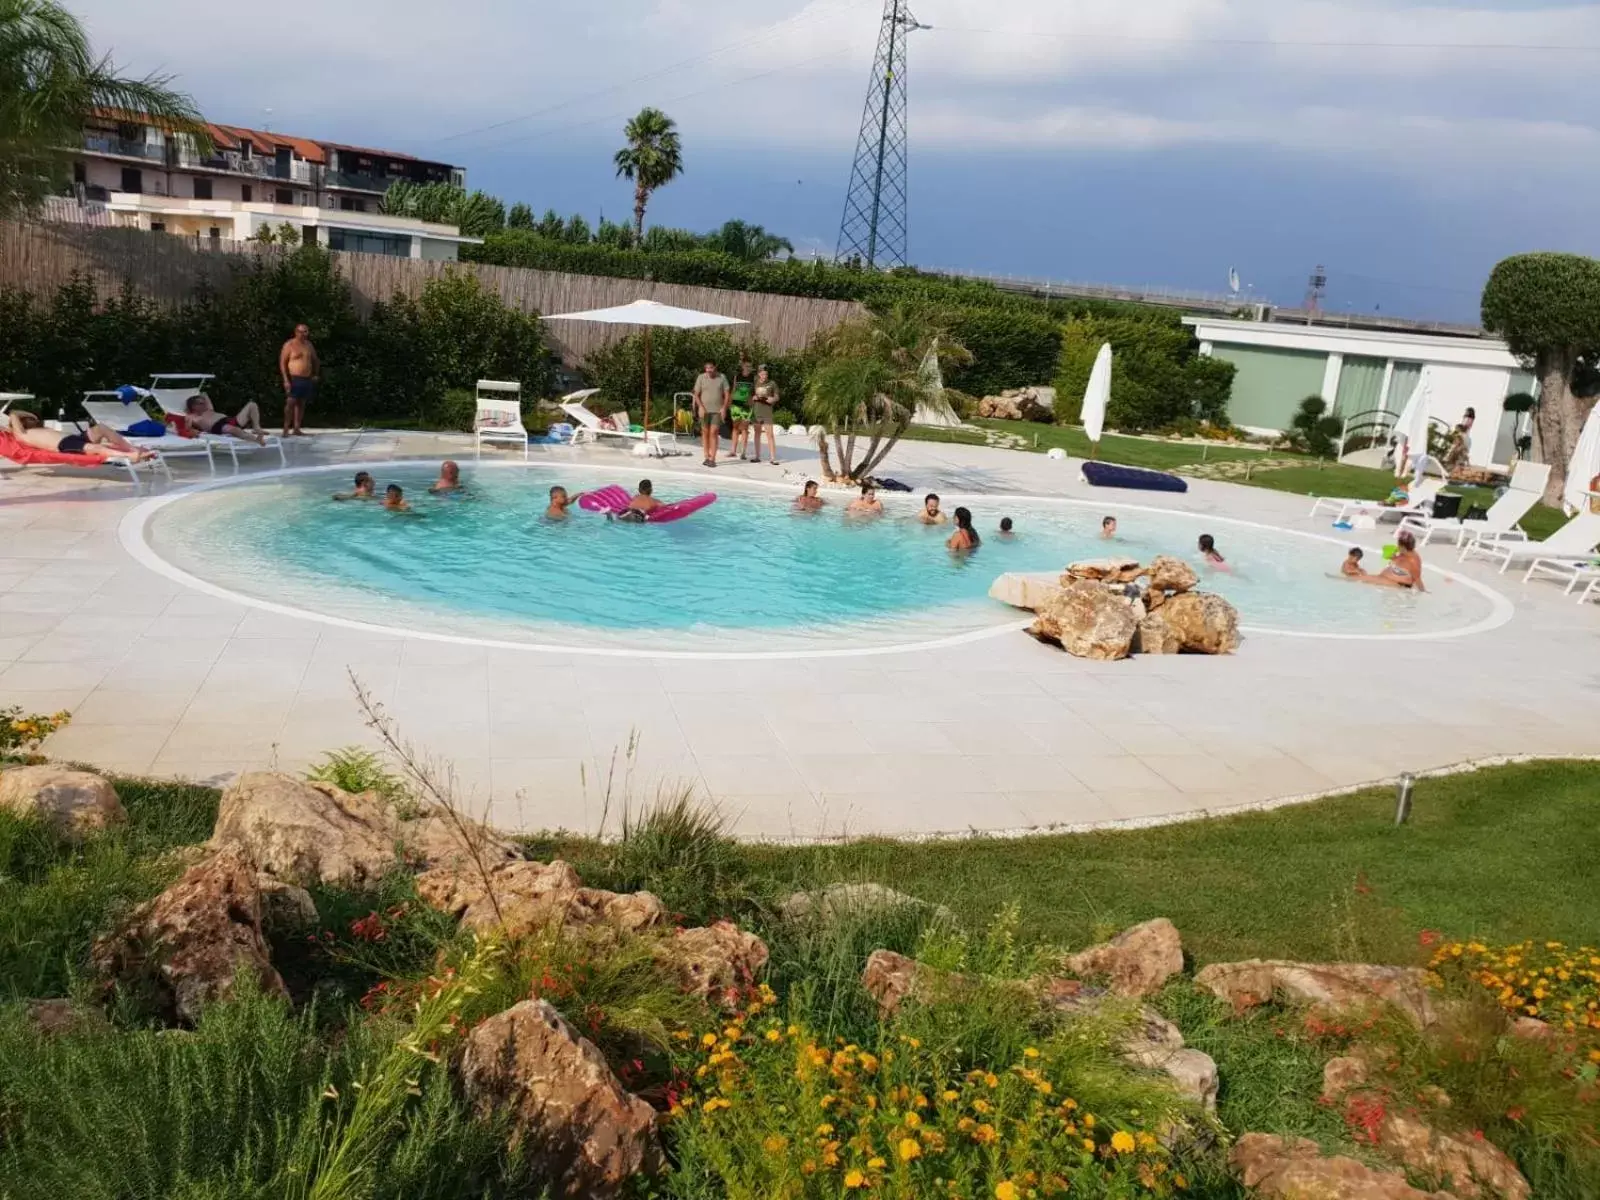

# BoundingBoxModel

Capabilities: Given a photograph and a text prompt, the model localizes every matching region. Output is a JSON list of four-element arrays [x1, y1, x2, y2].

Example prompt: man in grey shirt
[[692, 359, 730, 468]]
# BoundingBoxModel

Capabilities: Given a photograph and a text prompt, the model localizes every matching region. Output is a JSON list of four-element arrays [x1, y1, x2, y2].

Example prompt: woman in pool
[[428, 460, 464, 494], [946, 506, 980, 552], [1359, 529, 1425, 591], [846, 483, 883, 517], [794, 480, 825, 512], [333, 471, 375, 501]]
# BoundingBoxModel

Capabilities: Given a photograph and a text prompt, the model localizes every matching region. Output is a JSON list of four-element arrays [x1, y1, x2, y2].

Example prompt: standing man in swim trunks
[[729, 356, 755, 461], [692, 360, 729, 469], [279, 322, 319, 438]]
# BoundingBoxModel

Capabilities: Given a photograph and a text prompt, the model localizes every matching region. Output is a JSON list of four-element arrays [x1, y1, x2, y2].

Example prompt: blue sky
[[75, 0, 1600, 323]]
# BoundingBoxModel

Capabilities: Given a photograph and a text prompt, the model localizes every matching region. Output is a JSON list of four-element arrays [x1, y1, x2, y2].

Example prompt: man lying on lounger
[[184, 394, 267, 444], [7, 411, 154, 462]]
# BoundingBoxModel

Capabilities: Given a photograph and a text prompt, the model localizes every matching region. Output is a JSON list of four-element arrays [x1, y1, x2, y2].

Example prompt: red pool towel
[[0, 431, 98, 467]]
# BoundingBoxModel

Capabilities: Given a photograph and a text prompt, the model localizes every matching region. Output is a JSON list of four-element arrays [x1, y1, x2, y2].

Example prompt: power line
[[932, 25, 1600, 53]]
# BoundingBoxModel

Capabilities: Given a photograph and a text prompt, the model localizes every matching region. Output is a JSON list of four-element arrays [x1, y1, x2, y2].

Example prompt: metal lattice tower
[[835, 0, 927, 269]]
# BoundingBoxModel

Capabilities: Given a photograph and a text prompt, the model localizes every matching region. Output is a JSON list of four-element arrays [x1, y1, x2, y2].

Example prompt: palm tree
[[803, 306, 971, 481], [613, 107, 683, 243], [0, 0, 207, 217], [711, 219, 793, 262]]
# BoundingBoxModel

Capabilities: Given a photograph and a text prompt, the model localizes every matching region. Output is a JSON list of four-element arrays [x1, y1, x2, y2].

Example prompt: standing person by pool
[[429, 461, 464, 494], [1101, 515, 1118, 539], [692, 360, 730, 469], [278, 322, 319, 438], [750, 366, 780, 465], [918, 493, 947, 525], [997, 517, 1015, 539], [332, 471, 375, 501], [947, 507, 980, 552], [846, 483, 883, 516], [729, 356, 755, 461], [382, 484, 411, 512], [1198, 534, 1226, 567], [1360, 529, 1426, 591], [794, 480, 825, 512]]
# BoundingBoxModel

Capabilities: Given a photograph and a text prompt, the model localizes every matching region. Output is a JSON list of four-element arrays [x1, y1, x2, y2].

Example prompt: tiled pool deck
[[5, 430, 1596, 841]]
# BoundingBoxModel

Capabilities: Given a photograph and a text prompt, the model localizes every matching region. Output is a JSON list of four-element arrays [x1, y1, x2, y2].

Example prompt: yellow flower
[[1023, 1047, 1040, 1059], [766, 1029, 782, 1042], [1082, 1114, 1095, 1128], [868, 1157, 887, 1170], [859, 1052, 880, 1073], [904, 1112, 922, 1129], [1111, 1131, 1137, 1154], [898, 1137, 922, 1162], [700, 1032, 717, 1048], [1036, 1080, 1053, 1095], [702, 1097, 731, 1113], [983, 1073, 998, 1088], [763, 1135, 788, 1153], [1082, 1138, 1096, 1153], [1174, 1173, 1189, 1190], [996, 1184, 1018, 1200], [816, 1123, 835, 1136], [845, 1170, 867, 1189], [942, 1090, 959, 1103], [973, 1099, 992, 1115]]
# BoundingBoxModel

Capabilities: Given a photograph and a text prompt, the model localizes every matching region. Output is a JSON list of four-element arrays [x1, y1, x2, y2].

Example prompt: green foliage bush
[[582, 326, 811, 423], [1054, 313, 1234, 433], [1289, 395, 1343, 459], [0, 249, 553, 428]]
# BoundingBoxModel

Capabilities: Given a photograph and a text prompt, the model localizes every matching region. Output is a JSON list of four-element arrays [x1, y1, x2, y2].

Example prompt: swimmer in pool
[[794, 480, 825, 512], [546, 485, 581, 519], [1341, 547, 1367, 577], [1358, 529, 1425, 592], [1198, 533, 1226, 567], [382, 483, 412, 512], [1101, 515, 1117, 539], [946, 506, 980, 552], [428, 460, 464, 494], [997, 517, 1015, 539], [333, 471, 375, 501], [918, 492, 948, 525], [614, 479, 661, 523], [846, 483, 883, 517]]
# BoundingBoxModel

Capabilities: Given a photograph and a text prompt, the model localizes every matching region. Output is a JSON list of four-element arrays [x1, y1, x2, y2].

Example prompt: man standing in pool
[[279, 322, 319, 439], [692, 360, 729, 469], [918, 493, 947, 525]]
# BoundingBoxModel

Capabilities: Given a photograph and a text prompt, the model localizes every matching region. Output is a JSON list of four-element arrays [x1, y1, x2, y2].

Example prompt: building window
[[241, 184, 252, 202], [276, 188, 293, 205], [302, 226, 318, 245], [120, 167, 142, 193], [72, 162, 86, 184], [339, 196, 366, 212], [208, 227, 220, 242], [193, 178, 213, 200], [326, 228, 413, 257], [150, 221, 165, 232]]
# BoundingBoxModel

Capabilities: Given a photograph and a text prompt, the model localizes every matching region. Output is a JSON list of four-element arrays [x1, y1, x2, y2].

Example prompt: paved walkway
[[4, 430, 1596, 841]]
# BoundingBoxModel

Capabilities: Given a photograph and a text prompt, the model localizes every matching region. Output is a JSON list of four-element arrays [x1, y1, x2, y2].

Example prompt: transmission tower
[[835, 0, 928, 269]]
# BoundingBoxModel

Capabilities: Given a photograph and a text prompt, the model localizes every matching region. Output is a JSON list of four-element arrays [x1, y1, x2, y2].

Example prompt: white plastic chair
[[1461, 511, 1600, 574], [1309, 478, 1443, 524], [474, 380, 528, 459], [80, 392, 215, 473], [1402, 461, 1551, 548], [147, 373, 286, 468]]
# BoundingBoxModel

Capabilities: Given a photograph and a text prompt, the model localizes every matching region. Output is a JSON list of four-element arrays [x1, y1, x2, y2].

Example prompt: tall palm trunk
[[815, 431, 834, 480], [633, 184, 649, 244]]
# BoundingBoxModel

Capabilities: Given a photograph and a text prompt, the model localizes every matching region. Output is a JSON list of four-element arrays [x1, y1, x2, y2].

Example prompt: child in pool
[[997, 517, 1015, 539], [614, 479, 662, 523], [1198, 533, 1226, 567], [546, 485, 580, 519], [1341, 547, 1366, 577], [383, 484, 412, 512], [1101, 515, 1117, 539], [333, 471, 375, 501]]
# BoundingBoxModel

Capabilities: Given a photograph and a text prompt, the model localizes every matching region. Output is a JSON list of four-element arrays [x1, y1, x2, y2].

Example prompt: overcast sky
[[73, 0, 1600, 321]]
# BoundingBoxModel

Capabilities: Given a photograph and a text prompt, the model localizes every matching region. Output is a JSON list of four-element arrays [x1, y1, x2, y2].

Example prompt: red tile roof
[[90, 110, 450, 169]]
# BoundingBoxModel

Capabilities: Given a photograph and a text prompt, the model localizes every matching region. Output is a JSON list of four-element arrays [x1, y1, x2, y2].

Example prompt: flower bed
[[1428, 937, 1600, 1032]]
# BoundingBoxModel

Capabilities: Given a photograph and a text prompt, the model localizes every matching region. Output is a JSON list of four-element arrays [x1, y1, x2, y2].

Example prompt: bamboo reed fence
[[0, 221, 863, 362]]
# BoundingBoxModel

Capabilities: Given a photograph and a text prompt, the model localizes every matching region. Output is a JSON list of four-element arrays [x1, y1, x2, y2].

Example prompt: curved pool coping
[[118, 459, 1517, 660]]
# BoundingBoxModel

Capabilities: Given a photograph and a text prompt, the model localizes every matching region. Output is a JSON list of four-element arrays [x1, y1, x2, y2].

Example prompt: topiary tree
[[1290, 395, 1342, 459], [1481, 252, 1600, 504]]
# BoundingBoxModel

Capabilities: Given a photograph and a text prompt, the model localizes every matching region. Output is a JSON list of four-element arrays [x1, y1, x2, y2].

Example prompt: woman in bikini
[[1359, 529, 1426, 591], [946, 506, 981, 552], [7, 411, 152, 462]]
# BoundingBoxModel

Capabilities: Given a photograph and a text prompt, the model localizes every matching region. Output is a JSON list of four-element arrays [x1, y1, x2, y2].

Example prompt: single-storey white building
[[1185, 317, 1538, 469]]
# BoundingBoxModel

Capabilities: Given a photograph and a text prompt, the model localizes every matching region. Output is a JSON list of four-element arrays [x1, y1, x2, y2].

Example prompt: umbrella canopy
[[1391, 368, 1433, 477], [544, 300, 748, 430], [1562, 400, 1600, 514], [1081, 343, 1113, 447]]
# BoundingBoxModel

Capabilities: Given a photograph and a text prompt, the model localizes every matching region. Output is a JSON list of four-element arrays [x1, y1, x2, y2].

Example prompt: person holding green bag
[[729, 356, 755, 461]]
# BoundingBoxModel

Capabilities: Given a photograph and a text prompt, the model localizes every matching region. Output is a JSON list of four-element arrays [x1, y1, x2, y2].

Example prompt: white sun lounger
[[474, 380, 529, 459], [0, 392, 31, 417], [1401, 462, 1550, 548], [1523, 557, 1600, 597], [1580, 576, 1600, 605], [1309, 478, 1443, 524], [80, 392, 216, 473], [146, 373, 286, 468], [1460, 511, 1600, 574], [561, 399, 675, 455]]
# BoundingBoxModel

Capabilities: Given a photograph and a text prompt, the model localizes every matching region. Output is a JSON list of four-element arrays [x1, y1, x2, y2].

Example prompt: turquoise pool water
[[144, 464, 1498, 649]]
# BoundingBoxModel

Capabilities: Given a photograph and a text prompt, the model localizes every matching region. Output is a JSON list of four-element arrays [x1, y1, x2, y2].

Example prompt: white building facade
[[1186, 318, 1538, 469]]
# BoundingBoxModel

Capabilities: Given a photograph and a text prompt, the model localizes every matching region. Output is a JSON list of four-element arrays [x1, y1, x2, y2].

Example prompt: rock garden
[[0, 727, 1595, 1199]]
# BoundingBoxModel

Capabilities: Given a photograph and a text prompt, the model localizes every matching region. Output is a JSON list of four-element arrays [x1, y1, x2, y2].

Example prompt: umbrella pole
[[643, 326, 652, 431]]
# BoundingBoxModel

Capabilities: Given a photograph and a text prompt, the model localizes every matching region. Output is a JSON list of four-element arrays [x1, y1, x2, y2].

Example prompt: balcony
[[83, 133, 169, 162], [321, 168, 391, 194]]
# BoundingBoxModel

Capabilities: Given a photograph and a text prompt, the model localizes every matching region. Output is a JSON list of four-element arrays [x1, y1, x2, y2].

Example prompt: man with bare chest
[[278, 323, 319, 437]]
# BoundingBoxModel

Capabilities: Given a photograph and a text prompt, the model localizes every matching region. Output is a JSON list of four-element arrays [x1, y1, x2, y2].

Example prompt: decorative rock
[[779, 882, 950, 925], [0, 765, 125, 840], [459, 999, 662, 1197], [1123, 1044, 1219, 1111], [861, 949, 946, 1017], [1158, 592, 1241, 654], [1145, 555, 1199, 594], [1029, 581, 1139, 660], [1321, 1054, 1371, 1102], [1375, 1110, 1530, 1200], [257, 875, 319, 926], [25, 998, 110, 1038], [1064, 918, 1185, 998], [655, 920, 770, 1005], [1063, 557, 1142, 583], [987, 571, 1059, 612], [90, 848, 288, 1024], [1136, 610, 1183, 654], [1509, 1016, 1553, 1041], [1194, 960, 1436, 1027], [1231, 1133, 1454, 1200], [417, 859, 663, 938], [210, 772, 516, 888]]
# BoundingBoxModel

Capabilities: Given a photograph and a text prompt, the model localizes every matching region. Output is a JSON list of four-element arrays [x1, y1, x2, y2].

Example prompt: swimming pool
[[133, 463, 1506, 654]]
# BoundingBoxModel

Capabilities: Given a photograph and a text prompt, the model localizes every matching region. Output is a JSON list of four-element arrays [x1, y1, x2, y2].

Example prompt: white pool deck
[[4, 429, 1596, 841]]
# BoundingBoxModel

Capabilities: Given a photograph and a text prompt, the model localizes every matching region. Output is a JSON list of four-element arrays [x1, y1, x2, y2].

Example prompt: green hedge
[[0, 248, 553, 427], [1053, 312, 1234, 433], [582, 328, 812, 425]]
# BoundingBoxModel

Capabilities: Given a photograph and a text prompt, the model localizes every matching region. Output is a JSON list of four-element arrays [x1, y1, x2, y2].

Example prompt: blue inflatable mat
[[1081, 461, 1188, 493]]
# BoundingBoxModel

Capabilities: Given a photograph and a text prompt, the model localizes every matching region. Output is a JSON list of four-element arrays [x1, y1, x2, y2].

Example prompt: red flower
[[350, 912, 388, 942], [1418, 930, 1442, 948], [1506, 1108, 1525, 1122]]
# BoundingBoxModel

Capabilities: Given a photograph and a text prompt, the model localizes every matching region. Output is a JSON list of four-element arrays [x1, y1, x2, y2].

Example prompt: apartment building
[[69, 112, 477, 259]]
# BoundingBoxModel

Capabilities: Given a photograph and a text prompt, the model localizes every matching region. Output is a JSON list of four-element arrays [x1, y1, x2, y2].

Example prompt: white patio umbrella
[[1391, 367, 1433, 478], [543, 299, 748, 431], [1562, 400, 1600, 514], [1081, 342, 1112, 456]]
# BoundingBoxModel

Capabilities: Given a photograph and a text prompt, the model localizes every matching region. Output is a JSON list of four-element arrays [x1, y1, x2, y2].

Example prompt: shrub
[[305, 746, 411, 808], [772, 406, 798, 428], [1054, 313, 1233, 433], [1289, 395, 1343, 459]]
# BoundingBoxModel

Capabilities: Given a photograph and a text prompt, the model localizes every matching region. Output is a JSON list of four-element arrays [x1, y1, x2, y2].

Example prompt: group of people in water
[[795, 483, 994, 552]]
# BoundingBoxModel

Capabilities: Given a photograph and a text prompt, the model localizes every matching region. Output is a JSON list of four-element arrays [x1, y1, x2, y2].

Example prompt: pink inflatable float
[[577, 484, 716, 523]]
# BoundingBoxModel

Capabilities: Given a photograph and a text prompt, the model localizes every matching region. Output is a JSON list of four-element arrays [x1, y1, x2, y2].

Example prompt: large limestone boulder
[[0, 765, 125, 840], [779, 882, 950, 925], [1374, 1109, 1529, 1200], [987, 572, 1059, 612], [1144, 556, 1198, 594], [654, 920, 769, 1005], [1063, 557, 1141, 584], [1064, 918, 1184, 998], [1159, 592, 1241, 654], [1135, 611, 1183, 654], [210, 771, 516, 887], [1195, 960, 1436, 1028], [417, 859, 663, 939], [91, 848, 288, 1024], [459, 999, 661, 1197], [1231, 1133, 1454, 1200], [1030, 581, 1139, 660], [862, 949, 945, 1018]]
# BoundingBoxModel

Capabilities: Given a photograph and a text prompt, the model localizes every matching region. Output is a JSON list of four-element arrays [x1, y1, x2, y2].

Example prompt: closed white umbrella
[[1081, 342, 1112, 455], [1391, 368, 1433, 478], [1562, 400, 1600, 514], [544, 299, 748, 430]]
